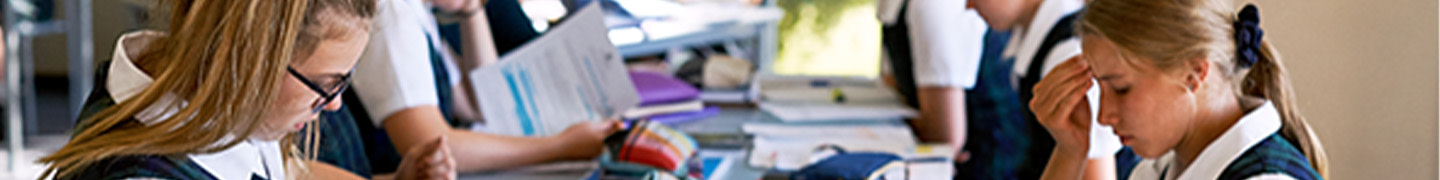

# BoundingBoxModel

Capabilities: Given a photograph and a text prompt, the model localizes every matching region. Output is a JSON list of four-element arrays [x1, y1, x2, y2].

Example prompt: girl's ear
[[1183, 56, 1211, 91]]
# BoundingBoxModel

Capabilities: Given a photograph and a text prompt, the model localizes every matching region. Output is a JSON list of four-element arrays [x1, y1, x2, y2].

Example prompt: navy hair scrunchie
[[1233, 4, 1263, 68]]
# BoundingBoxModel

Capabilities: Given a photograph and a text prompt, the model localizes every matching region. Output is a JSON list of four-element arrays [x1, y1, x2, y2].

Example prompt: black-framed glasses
[[287, 66, 351, 113]]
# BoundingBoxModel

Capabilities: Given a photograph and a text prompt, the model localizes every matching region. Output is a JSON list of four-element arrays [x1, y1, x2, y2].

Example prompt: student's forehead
[[1081, 37, 1127, 75], [294, 36, 366, 73]]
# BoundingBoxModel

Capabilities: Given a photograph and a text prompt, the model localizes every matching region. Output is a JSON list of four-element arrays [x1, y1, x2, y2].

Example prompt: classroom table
[[459, 107, 780, 180]]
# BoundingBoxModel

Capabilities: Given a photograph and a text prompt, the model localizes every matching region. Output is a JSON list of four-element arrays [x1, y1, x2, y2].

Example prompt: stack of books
[[624, 71, 719, 124]]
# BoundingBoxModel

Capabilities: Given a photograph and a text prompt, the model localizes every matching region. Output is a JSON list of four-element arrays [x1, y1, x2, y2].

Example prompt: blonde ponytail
[[1244, 40, 1329, 177]]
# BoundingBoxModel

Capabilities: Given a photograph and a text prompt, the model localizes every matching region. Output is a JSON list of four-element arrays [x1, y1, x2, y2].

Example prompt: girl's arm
[[915, 87, 969, 161], [442, 0, 500, 123], [1042, 148, 1091, 180]]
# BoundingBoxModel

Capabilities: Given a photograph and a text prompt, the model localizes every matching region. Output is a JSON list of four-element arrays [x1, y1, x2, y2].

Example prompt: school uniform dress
[[1125, 102, 1322, 180], [68, 31, 288, 180]]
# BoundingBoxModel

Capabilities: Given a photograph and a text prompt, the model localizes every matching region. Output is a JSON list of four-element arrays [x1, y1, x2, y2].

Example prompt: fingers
[[425, 137, 455, 180], [439, 137, 456, 180], [1055, 81, 1093, 127], [1041, 76, 1092, 121], [1032, 60, 1093, 113], [1048, 58, 1092, 82], [1031, 59, 1096, 135], [424, 138, 445, 167], [1067, 100, 1092, 130], [400, 137, 456, 180], [604, 120, 624, 134]]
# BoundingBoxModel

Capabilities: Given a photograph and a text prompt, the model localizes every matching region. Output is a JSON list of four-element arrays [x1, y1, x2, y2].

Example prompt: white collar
[[108, 31, 161, 104], [1001, 0, 1083, 76], [107, 31, 287, 180], [190, 139, 288, 180], [1152, 101, 1283, 180], [109, 30, 189, 125]]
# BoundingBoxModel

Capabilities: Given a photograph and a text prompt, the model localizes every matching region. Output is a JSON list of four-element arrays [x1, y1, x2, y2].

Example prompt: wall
[[1243, 0, 1438, 179]]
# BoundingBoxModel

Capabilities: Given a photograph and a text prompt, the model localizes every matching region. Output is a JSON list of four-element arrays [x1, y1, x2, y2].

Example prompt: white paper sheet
[[754, 75, 917, 122], [470, 1, 639, 136], [742, 123, 920, 170], [741, 123, 916, 140], [757, 102, 916, 122]]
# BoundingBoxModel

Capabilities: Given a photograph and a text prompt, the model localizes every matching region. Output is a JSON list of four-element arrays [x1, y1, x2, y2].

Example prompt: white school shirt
[[352, 0, 464, 125], [108, 31, 287, 180], [1127, 101, 1298, 180], [875, 0, 988, 89], [999, 0, 1123, 158]]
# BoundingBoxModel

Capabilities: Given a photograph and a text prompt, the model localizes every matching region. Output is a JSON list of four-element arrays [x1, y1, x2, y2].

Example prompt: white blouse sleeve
[[352, 0, 440, 125], [904, 0, 986, 89]]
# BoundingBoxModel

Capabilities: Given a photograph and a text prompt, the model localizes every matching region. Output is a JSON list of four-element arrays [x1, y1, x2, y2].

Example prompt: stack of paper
[[755, 76, 917, 122], [757, 102, 915, 122]]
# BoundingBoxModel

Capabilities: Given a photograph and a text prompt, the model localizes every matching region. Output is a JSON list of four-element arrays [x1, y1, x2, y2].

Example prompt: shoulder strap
[[881, 0, 919, 108]]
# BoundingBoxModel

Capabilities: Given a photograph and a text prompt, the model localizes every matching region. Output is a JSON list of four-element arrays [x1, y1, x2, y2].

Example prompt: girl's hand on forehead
[[1030, 57, 1094, 155]]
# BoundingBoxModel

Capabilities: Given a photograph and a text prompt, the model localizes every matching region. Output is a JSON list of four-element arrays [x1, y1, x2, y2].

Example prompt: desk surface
[[459, 161, 598, 180], [460, 107, 775, 180]]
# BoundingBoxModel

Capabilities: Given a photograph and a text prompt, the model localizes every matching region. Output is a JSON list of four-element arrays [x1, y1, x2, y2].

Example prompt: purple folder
[[647, 106, 720, 125], [629, 71, 700, 106]]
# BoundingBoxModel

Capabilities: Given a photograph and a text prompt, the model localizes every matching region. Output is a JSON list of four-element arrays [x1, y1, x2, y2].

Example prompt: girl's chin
[[1131, 146, 1169, 158]]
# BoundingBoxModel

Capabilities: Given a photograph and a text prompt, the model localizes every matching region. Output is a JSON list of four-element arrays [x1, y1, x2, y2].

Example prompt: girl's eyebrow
[[1096, 74, 1123, 83]]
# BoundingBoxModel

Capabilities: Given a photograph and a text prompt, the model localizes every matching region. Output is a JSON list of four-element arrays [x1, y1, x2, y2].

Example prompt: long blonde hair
[[37, 0, 373, 179], [1076, 0, 1328, 177]]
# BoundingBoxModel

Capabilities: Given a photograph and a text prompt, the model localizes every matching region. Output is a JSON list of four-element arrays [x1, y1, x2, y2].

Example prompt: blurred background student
[[876, 0, 987, 165]]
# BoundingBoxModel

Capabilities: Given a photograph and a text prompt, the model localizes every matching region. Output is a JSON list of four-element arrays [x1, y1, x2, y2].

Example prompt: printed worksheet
[[470, 1, 639, 136]]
